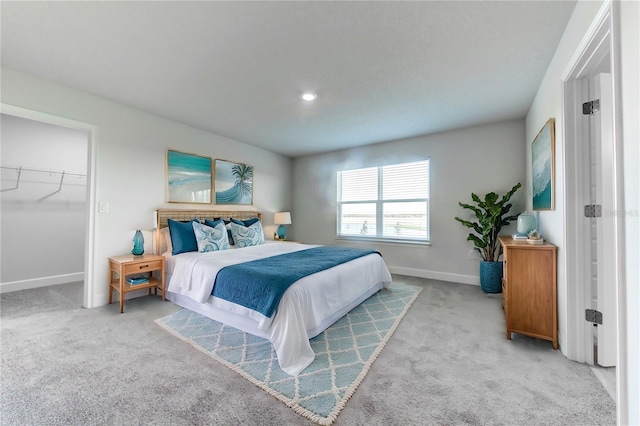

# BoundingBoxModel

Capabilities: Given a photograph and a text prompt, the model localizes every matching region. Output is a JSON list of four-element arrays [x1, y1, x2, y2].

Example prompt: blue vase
[[479, 261, 503, 293], [131, 230, 144, 256]]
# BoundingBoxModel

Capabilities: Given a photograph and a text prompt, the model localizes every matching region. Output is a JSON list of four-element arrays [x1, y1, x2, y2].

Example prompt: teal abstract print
[[532, 119, 555, 210], [167, 150, 212, 203], [215, 159, 253, 205]]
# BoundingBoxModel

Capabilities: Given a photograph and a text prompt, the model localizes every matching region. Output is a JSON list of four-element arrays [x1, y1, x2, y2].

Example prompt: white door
[[585, 73, 617, 367]]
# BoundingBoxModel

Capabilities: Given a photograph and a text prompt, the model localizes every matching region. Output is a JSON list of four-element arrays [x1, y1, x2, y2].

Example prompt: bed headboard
[[155, 209, 262, 230], [154, 209, 263, 255]]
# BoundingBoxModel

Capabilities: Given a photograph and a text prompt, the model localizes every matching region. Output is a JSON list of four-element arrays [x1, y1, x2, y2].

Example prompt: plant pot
[[479, 260, 503, 293]]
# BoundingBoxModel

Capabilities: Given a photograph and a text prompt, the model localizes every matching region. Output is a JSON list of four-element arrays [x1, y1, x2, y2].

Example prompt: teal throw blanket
[[212, 246, 379, 317]]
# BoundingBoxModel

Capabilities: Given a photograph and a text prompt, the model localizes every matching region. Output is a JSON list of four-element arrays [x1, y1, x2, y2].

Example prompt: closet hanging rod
[[0, 165, 86, 178]]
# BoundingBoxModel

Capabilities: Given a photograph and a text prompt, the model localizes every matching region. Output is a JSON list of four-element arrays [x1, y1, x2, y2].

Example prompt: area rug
[[155, 282, 422, 425]]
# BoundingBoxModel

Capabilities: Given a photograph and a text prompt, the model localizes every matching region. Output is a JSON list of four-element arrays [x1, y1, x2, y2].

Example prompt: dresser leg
[[507, 330, 512, 340]]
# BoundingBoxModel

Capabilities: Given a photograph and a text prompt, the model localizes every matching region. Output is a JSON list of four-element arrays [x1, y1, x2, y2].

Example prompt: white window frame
[[336, 160, 430, 245]]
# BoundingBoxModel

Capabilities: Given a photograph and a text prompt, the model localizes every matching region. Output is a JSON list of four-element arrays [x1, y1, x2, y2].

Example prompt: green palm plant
[[454, 183, 522, 262]]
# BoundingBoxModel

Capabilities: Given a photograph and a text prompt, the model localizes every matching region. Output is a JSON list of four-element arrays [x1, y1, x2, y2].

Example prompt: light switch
[[98, 202, 109, 213]]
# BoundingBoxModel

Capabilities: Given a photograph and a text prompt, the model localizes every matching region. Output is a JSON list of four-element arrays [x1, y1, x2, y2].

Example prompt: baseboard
[[388, 266, 480, 286], [0, 268, 478, 297], [591, 366, 616, 402], [0, 273, 84, 293], [92, 288, 156, 307]]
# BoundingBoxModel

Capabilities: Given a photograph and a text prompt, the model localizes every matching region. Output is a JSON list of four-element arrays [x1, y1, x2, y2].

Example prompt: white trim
[[610, 1, 640, 424], [0, 273, 84, 293], [561, 0, 612, 81], [1, 103, 98, 308], [561, 1, 613, 363], [591, 366, 617, 403], [561, 1, 629, 423], [388, 266, 479, 286]]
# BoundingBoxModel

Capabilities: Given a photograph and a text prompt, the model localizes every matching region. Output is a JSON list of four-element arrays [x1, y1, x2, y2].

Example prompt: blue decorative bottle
[[132, 230, 144, 256]]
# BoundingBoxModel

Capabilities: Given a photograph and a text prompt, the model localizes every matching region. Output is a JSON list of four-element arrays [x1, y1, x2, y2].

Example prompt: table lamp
[[274, 212, 292, 240]]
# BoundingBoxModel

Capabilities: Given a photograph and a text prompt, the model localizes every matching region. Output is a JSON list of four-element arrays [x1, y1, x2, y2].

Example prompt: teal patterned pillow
[[229, 220, 264, 248], [192, 221, 230, 252]]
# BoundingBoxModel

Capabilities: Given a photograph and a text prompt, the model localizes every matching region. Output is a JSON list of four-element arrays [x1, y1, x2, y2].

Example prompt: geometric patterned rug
[[155, 282, 422, 425]]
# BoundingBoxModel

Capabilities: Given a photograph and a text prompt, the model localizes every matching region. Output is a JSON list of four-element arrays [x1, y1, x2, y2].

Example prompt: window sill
[[336, 236, 431, 247]]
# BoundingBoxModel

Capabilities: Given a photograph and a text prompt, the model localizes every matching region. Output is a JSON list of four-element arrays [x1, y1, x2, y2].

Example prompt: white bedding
[[165, 242, 392, 375]]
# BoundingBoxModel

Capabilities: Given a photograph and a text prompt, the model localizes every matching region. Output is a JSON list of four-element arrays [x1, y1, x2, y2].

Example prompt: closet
[[0, 113, 89, 291]]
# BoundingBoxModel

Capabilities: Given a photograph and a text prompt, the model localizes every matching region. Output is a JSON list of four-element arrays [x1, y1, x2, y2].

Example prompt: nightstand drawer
[[123, 259, 163, 274]]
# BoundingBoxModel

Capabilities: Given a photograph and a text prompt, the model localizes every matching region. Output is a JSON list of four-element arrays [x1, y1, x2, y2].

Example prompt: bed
[[156, 209, 392, 375]]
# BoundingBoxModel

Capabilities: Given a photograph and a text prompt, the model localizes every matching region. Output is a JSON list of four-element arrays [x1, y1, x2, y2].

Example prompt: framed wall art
[[531, 118, 555, 210], [166, 149, 212, 204], [214, 159, 253, 205]]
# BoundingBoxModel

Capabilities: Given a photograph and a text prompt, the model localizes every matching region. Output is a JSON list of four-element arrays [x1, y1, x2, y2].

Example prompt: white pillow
[[229, 220, 265, 248], [192, 221, 230, 252]]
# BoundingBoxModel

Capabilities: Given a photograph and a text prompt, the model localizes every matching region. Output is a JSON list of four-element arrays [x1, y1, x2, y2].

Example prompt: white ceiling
[[1, 1, 576, 158]]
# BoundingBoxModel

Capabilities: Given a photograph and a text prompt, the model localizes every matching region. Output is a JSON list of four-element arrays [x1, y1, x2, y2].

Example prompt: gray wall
[[291, 119, 526, 284], [1, 114, 88, 285], [1, 68, 292, 305]]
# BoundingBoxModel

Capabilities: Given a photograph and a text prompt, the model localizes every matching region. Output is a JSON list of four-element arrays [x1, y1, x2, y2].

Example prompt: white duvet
[[166, 242, 392, 375]]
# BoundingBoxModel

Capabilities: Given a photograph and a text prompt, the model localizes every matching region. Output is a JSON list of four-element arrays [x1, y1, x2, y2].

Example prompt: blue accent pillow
[[209, 218, 234, 245], [229, 220, 264, 248], [230, 217, 260, 227], [204, 219, 224, 229], [193, 221, 229, 252], [167, 218, 200, 255]]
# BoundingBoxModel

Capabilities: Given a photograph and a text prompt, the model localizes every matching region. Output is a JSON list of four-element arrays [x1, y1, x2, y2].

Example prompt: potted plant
[[455, 183, 522, 293]]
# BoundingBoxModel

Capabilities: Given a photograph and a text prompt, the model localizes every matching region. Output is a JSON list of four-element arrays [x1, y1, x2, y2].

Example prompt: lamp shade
[[274, 212, 292, 225]]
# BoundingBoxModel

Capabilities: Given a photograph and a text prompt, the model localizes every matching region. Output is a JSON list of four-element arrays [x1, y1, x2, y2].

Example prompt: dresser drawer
[[123, 259, 163, 275]]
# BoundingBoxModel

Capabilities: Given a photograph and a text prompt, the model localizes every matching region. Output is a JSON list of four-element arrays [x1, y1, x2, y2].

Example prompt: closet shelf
[[1, 165, 86, 178], [1, 165, 87, 194]]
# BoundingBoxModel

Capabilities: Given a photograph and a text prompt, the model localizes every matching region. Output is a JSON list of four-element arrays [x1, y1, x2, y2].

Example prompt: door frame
[[561, 0, 625, 420], [1, 104, 98, 309]]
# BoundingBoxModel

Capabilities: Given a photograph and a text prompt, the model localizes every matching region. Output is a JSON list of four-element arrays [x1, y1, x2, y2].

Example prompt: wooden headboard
[[155, 209, 262, 230], [154, 209, 263, 255]]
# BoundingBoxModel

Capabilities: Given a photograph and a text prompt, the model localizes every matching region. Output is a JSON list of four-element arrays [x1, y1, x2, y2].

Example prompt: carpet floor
[[0, 276, 616, 425]]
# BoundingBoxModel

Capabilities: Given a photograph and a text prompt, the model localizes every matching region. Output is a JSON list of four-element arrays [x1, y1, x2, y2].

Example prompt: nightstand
[[108, 254, 165, 313]]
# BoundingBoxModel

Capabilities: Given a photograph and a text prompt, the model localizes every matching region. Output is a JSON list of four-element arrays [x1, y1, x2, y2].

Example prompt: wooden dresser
[[499, 236, 558, 349]]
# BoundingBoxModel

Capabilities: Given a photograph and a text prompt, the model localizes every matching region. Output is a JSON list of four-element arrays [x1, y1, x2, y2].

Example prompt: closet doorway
[[562, 2, 622, 407], [0, 108, 95, 308]]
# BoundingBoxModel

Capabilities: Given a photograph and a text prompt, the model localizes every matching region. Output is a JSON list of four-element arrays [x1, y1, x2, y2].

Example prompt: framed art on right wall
[[532, 118, 555, 210]]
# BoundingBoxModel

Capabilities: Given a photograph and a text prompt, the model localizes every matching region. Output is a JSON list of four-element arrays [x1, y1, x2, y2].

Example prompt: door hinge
[[586, 309, 603, 325], [583, 99, 600, 115], [584, 204, 602, 218]]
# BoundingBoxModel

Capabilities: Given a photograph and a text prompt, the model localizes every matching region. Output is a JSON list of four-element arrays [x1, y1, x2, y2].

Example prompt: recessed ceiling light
[[302, 92, 317, 101]]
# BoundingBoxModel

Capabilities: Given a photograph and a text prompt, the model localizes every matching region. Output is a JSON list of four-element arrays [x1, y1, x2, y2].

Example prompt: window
[[337, 160, 430, 243]]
